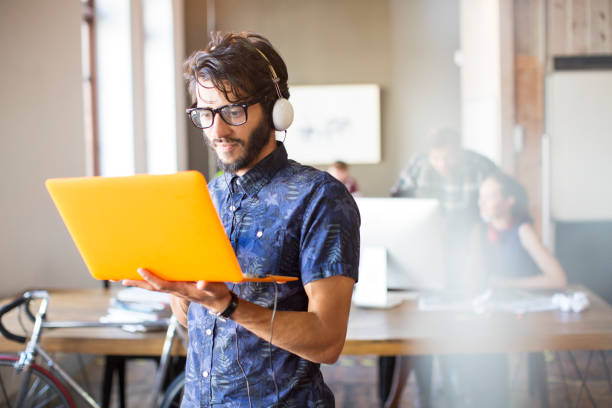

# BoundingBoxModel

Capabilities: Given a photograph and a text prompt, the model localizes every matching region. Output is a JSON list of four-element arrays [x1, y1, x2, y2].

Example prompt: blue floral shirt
[[182, 143, 360, 407]]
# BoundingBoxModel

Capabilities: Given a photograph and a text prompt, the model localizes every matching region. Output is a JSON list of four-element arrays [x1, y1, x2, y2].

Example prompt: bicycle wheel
[[160, 371, 185, 408], [0, 355, 74, 408]]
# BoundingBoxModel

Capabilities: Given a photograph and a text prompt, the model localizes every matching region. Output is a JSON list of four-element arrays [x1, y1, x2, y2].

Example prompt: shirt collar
[[230, 142, 288, 197]]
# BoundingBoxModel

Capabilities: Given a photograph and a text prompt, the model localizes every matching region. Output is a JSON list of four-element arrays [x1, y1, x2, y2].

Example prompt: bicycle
[[0, 290, 188, 408], [159, 369, 185, 408]]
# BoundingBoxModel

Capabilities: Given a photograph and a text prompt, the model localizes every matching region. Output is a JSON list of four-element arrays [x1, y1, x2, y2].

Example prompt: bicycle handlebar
[[0, 290, 49, 344], [0, 296, 28, 343], [23, 290, 48, 322], [24, 297, 37, 323]]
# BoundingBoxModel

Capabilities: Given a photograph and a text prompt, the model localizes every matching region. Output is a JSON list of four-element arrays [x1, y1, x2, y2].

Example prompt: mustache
[[212, 137, 244, 146]]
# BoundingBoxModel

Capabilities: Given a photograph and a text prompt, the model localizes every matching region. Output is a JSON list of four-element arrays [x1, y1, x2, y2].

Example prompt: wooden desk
[[0, 288, 185, 356], [345, 288, 612, 355], [2, 287, 612, 356]]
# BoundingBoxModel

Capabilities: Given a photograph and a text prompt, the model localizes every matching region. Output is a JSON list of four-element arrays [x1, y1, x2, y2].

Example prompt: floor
[[66, 351, 612, 407]]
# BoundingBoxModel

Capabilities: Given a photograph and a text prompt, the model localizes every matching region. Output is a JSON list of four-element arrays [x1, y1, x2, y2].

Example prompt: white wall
[[213, 0, 461, 196], [459, 0, 514, 170], [0, 0, 461, 297], [0, 0, 96, 297], [547, 71, 612, 221]]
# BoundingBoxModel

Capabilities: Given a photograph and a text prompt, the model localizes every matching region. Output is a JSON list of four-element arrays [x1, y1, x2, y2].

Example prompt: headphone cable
[[234, 285, 253, 408], [269, 279, 280, 407]]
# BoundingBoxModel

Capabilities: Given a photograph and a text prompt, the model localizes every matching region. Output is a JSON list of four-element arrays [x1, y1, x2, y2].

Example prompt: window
[[143, 0, 178, 174], [84, 0, 184, 177], [96, 0, 135, 176], [81, 0, 99, 176]]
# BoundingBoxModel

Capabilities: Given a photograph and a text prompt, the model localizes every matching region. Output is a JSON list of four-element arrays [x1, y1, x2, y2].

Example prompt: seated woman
[[472, 171, 567, 289], [448, 171, 568, 408]]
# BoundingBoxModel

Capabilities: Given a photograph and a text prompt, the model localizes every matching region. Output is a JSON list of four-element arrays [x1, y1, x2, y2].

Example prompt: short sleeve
[[299, 178, 361, 285]]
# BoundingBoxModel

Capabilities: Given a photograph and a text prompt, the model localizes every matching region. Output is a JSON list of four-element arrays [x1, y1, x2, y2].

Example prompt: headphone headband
[[254, 48, 278, 79], [254, 47, 283, 100], [253, 45, 294, 131]]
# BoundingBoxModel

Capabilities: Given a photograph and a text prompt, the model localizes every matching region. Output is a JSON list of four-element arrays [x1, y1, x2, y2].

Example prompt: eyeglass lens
[[190, 105, 247, 129]]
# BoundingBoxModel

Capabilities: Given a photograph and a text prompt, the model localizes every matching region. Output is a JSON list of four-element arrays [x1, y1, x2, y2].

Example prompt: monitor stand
[[353, 246, 403, 309]]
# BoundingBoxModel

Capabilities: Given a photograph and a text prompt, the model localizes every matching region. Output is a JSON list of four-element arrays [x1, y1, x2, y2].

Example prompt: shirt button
[[202, 371, 209, 378], [205, 329, 212, 336], [236, 179, 241, 185], [256, 230, 263, 238], [230, 205, 236, 212]]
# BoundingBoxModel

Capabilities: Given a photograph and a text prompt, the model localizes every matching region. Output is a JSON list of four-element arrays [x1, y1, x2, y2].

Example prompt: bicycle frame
[[1, 290, 183, 408], [150, 317, 188, 407]]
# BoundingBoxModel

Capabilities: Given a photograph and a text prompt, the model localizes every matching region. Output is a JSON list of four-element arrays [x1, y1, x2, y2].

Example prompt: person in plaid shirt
[[390, 128, 496, 221]]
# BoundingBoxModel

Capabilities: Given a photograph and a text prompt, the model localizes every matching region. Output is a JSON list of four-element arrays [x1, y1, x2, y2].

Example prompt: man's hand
[[122, 268, 232, 315]]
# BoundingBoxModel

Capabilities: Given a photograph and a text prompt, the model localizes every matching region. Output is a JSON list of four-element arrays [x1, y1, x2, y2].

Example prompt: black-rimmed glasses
[[186, 100, 259, 129]]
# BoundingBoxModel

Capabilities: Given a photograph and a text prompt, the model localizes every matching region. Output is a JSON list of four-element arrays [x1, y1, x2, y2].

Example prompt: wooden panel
[[590, 0, 612, 52], [515, 0, 538, 55], [571, 0, 590, 53], [514, 3, 544, 232], [549, 0, 568, 55], [500, 0, 516, 172], [514, 56, 543, 234]]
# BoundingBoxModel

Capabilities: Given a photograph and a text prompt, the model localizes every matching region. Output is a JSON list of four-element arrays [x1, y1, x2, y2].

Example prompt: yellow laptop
[[45, 171, 297, 283]]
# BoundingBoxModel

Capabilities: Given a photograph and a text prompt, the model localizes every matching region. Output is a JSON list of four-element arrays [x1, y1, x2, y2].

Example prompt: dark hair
[[184, 32, 290, 129], [487, 171, 530, 221], [330, 161, 349, 171], [428, 128, 461, 150]]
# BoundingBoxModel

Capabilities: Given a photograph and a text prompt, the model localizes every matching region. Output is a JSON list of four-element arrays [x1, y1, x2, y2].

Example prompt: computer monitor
[[355, 198, 444, 290]]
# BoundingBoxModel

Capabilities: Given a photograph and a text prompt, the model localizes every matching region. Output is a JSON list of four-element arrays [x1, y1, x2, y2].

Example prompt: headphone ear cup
[[272, 98, 294, 131]]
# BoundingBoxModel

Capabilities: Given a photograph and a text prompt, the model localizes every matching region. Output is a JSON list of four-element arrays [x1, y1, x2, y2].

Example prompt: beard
[[206, 119, 272, 174]]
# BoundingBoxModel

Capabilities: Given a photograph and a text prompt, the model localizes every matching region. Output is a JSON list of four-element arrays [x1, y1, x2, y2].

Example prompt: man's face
[[428, 146, 459, 178], [196, 80, 274, 175]]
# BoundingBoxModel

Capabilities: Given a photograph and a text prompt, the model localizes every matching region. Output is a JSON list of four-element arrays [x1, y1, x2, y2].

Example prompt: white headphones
[[254, 48, 294, 131]]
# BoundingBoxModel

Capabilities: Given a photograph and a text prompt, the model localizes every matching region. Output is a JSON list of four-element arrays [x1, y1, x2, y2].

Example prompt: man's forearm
[[230, 302, 346, 364], [173, 286, 345, 361], [229, 276, 354, 364]]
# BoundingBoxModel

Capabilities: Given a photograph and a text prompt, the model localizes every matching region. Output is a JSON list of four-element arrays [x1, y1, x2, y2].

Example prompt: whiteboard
[[546, 71, 612, 221], [283, 84, 381, 165]]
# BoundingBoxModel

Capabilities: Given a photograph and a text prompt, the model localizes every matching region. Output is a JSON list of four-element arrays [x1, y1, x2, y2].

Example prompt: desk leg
[[555, 351, 573, 407], [384, 356, 411, 408], [102, 355, 126, 408], [378, 356, 396, 407], [102, 356, 113, 408], [599, 351, 612, 394], [527, 352, 549, 408], [568, 351, 596, 408], [118, 358, 126, 408], [379, 356, 432, 408]]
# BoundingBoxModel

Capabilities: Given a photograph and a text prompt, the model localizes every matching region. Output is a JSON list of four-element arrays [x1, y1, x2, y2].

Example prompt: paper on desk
[[418, 289, 563, 314], [552, 291, 590, 312], [115, 287, 171, 304]]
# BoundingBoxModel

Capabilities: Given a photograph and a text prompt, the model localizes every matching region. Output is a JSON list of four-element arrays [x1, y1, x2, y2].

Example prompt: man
[[327, 160, 360, 196], [390, 127, 496, 222], [123, 32, 360, 407], [382, 128, 497, 407]]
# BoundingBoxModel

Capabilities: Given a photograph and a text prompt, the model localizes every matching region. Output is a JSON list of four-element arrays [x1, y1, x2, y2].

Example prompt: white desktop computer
[[352, 198, 444, 307]]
